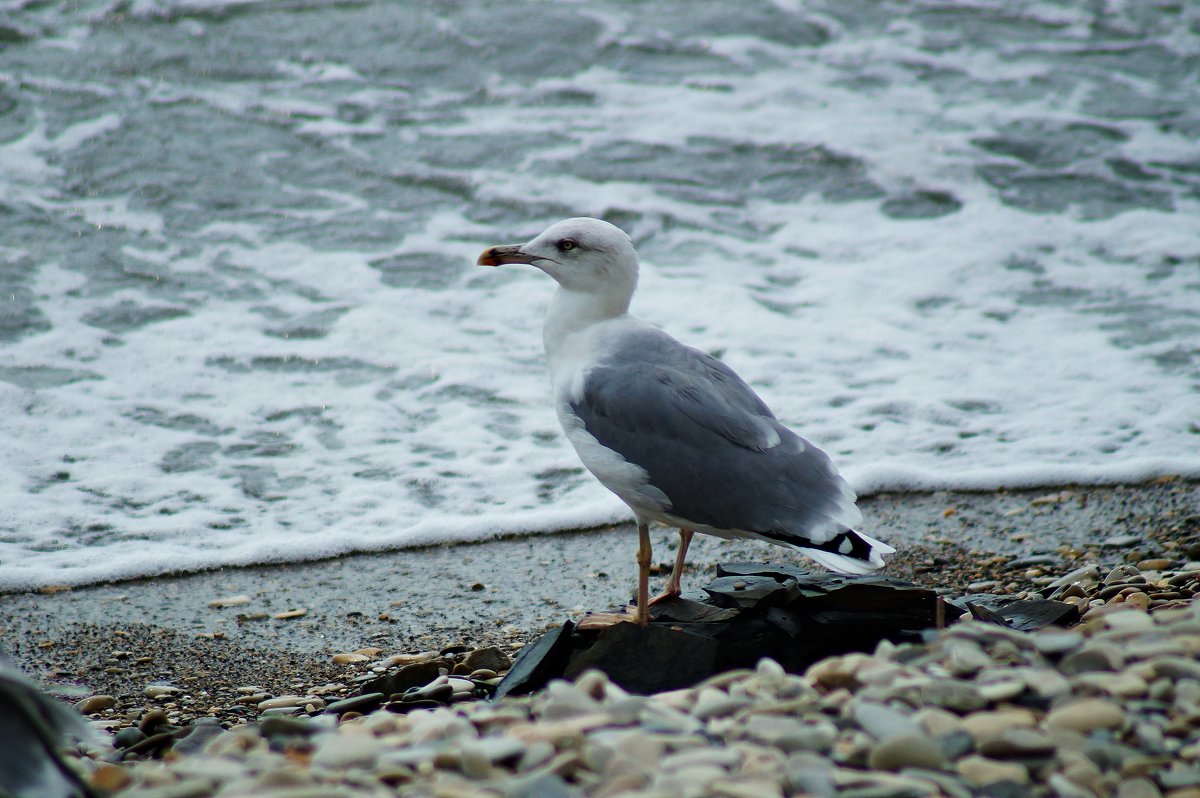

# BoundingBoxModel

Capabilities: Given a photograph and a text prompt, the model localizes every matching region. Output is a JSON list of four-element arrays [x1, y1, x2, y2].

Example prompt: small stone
[[142, 685, 181, 699], [914, 707, 965, 738], [978, 728, 1058, 758], [923, 681, 986, 713], [1151, 657, 1200, 682], [693, 687, 751, 720], [324, 693, 385, 716], [112, 727, 145, 749], [258, 695, 326, 712], [272, 608, 307, 620], [1071, 670, 1148, 698], [1044, 698, 1125, 734], [208, 594, 252, 608], [868, 732, 948, 771], [1118, 777, 1163, 798], [462, 646, 512, 673], [961, 708, 1038, 745], [806, 653, 871, 690], [1031, 491, 1072, 506], [1125, 592, 1151, 611], [1105, 611, 1156, 631], [784, 752, 836, 798], [74, 695, 116, 714], [1160, 767, 1200, 790], [976, 677, 1026, 703], [311, 735, 383, 769], [1061, 646, 1123, 675], [1139, 559, 1173, 571], [744, 716, 836, 754], [1049, 565, 1101, 591], [853, 701, 918, 741], [88, 764, 132, 792], [1033, 630, 1084, 657], [957, 755, 1030, 787], [1104, 535, 1144, 549], [332, 653, 369, 664]]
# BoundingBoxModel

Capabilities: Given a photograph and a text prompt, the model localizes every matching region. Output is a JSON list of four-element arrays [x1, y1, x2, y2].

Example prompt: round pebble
[[74, 695, 117, 714]]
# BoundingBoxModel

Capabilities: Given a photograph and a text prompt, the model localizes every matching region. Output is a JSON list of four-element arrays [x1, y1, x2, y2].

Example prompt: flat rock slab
[[495, 563, 942, 696]]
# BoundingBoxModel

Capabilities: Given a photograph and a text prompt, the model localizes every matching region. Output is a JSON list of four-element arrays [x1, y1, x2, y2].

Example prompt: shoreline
[[4, 478, 1197, 710]]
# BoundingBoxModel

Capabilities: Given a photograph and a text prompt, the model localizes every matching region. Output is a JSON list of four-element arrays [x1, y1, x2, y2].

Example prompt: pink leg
[[648, 528, 694, 606], [634, 522, 653, 625]]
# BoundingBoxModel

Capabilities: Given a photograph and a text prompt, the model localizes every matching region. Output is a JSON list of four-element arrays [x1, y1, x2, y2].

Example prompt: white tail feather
[[801, 529, 896, 575]]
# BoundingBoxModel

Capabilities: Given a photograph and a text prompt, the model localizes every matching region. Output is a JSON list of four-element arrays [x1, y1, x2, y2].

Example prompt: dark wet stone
[[703, 575, 794, 609], [564, 622, 719, 694], [402, 681, 453, 703], [173, 719, 225, 755], [955, 595, 1079, 632], [880, 189, 963, 219], [259, 716, 317, 737], [1060, 647, 1122, 675], [502, 564, 939, 694], [119, 731, 177, 759], [324, 693, 385, 716], [493, 621, 577, 700], [112, 727, 145, 749], [138, 709, 169, 736], [361, 659, 449, 699], [384, 698, 443, 714], [649, 596, 739, 623], [937, 730, 975, 760], [1003, 554, 1062, 570], [462, 646, 512, 673]]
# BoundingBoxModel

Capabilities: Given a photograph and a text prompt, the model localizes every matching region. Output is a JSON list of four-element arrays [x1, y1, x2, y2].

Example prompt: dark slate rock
[[112, 727, 146, 750], [173, 719, 226, 755], [564, 622, 720, 693], [361, 659, 449, 699], [952, 594, 1080, 632], [1003, 554, 1062, 570], [258, 716, 317, 738], [493, 621, 577, 700], [488, 564, 940, 696], [649, 596, 739, 623], [703, 575, 795, 609], [324, 693, 385, 716]]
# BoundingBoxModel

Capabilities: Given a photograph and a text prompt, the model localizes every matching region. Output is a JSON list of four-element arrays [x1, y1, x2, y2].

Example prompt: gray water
[[1, 0, 1198, 590]]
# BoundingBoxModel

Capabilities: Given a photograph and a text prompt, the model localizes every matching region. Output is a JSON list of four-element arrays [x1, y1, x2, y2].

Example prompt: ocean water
[[1, 0, 1197, 591]]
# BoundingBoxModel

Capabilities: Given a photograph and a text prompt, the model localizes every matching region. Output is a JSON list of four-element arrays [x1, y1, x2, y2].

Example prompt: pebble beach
[[7, 478, 1200, 798]]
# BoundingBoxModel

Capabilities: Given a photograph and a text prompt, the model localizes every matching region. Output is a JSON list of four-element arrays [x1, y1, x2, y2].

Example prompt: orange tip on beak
[[477, 244, 533, 267]]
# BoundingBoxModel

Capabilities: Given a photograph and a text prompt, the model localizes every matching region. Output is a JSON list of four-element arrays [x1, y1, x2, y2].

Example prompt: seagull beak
[[477, 244, 536, 267]]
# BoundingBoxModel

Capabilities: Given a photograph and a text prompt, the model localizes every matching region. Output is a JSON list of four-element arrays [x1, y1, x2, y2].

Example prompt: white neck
[[543, 285, 632, 362]]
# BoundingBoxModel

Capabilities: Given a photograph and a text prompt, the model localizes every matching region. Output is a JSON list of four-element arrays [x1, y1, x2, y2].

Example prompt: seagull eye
[[556, 239, 577, 253]]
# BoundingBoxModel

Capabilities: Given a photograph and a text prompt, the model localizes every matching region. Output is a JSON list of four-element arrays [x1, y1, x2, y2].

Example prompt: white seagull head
[[477, 217, 639, 299]]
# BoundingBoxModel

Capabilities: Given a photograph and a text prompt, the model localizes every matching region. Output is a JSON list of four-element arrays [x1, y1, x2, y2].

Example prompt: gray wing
[[571, 332, 858, 543]]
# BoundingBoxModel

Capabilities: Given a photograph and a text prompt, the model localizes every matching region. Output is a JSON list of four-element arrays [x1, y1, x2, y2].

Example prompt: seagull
[[478, 217, 894, 625]]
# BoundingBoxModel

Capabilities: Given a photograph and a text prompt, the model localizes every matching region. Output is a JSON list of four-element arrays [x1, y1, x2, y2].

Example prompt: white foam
[[0, 1, 1197, 591]]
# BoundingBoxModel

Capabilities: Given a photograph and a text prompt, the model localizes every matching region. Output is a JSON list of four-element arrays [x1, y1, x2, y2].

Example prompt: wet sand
[[3, 479, 1197, 709]]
